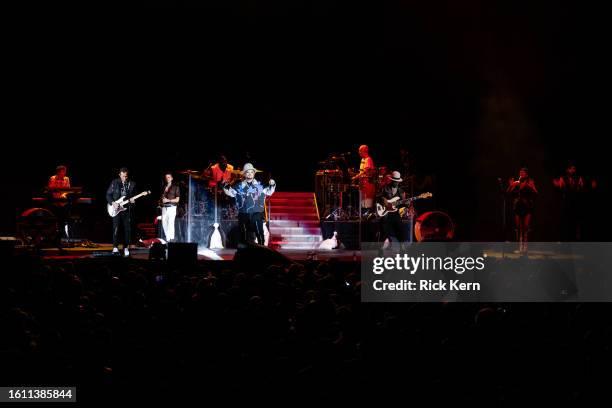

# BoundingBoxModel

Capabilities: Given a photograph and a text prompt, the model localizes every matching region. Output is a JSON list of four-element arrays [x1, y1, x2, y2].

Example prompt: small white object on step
[[209, 223, 224, 249], [318, 231, 338, 250]]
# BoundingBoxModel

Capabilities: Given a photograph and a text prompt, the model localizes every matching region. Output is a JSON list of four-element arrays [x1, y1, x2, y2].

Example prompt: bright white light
[[197, 247, 223, 261]]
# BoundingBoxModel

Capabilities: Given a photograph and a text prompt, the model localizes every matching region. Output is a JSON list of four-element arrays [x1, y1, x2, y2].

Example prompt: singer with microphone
[[222, 163, 276, 245], [507, 167, 538, 254]]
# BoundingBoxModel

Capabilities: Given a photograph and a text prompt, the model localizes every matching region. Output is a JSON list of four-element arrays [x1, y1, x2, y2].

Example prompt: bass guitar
[[376, 192, 432, 217]]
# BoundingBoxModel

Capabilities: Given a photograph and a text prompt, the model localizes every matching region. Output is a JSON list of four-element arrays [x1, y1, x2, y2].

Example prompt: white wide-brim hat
[[241, 163, 258, 175], [389, 171, 403, 182]]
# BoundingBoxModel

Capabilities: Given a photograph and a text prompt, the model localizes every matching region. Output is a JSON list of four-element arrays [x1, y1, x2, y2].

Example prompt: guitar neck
[[121, 191, 149, 204], [391, 195, 428, 206], [394, 197, 415, 205]]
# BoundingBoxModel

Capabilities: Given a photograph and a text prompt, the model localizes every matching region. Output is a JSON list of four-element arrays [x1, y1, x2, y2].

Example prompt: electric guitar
[[376, 192, 432, 217], [107, 191, 151, 217]]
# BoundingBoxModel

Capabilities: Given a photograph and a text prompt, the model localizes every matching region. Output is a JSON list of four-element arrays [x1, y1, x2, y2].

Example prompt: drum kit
[[317, 153, 417, 221], [21, 187, 94, 247]]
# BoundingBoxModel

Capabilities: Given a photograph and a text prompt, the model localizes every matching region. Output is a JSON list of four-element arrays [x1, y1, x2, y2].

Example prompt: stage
[[37, 243, 362, 262], [34, 242, 584, 263]]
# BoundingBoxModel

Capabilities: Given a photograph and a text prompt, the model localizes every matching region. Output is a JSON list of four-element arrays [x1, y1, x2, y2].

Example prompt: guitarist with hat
[[377, 171, 409, 250]]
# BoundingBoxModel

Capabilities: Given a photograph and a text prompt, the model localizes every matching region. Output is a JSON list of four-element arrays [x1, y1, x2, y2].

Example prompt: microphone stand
[[499, 178, 507, 240], [498, 177, 508, 258], [159, 179, 165, 239]]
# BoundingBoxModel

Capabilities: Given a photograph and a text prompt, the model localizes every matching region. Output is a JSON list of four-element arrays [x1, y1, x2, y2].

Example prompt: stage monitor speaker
[[233, 242, 292, 269], [168, 242, 198, 265]]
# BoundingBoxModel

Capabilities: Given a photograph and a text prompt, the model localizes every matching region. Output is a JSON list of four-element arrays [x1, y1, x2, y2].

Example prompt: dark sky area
[[4, 2, 609, 240]]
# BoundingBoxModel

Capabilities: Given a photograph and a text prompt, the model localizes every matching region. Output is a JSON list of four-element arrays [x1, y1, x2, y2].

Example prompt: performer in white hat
[[222, 163, 276, 245], [377, 170, 409, 250]]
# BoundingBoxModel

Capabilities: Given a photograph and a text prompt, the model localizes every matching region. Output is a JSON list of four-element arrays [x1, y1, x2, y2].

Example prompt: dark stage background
[[4, 2, 609, 241]]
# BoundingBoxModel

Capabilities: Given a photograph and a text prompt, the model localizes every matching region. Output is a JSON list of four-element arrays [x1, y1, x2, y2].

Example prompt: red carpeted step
[[269, 198, 315, 204], [269, 227, 322, 235], [137, 223, 157, 239], [269, 220, 320, 228], [270, 234, 322, 243], [271, 192, 314, 198], [269, 191, 322, 250], [270, 214, 319, 221], [270, 241, 320, 250], [268, 206, 317, 212]]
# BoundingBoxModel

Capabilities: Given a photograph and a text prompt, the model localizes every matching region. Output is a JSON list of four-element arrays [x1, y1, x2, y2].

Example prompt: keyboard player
[[48, 165, 71, 202], [47, 165, 73, 250]]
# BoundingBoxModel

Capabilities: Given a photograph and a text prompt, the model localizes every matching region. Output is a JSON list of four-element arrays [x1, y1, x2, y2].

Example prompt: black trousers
[[112, 210, 132, 248], [238, 212, 265, 244], [382, 211, 407, 243]]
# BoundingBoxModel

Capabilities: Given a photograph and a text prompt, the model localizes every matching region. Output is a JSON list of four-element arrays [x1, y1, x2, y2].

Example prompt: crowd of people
[[1, 254, 610, 402]]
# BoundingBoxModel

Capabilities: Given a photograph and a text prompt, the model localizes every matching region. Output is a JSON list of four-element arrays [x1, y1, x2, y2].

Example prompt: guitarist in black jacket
[[106, 167, 137, 256], [377, 171, 408, 250]]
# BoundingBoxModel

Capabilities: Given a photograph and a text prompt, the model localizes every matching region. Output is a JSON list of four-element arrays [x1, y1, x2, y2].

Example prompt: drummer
[[352, 145, 376, 211], [207, 155, 235, 188]]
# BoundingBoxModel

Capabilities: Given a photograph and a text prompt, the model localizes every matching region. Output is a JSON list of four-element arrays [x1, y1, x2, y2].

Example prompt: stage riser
[[322, 220, 414, 250], [270, 214, 319, 220], [271, 192, 315, 198], [269, 192, 322, 250], [271, 243, 320, 250], [269, 207, 318, 213], [270, 198, 314, 207], [269, 220, 320, 227], [271, 235, 322, 243], [271, 227, 322, 235]]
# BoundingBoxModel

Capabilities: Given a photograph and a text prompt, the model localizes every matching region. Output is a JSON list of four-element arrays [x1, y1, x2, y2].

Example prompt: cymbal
[[176, 169, 201, 175]]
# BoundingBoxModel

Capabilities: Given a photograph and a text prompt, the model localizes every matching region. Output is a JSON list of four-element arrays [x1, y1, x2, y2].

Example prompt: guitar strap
[[121, 180, 130, 197]]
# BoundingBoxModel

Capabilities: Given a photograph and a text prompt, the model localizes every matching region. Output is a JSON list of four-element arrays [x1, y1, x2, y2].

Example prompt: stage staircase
[[137, 223, 157, 240], [268, 192, 322, 250]]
